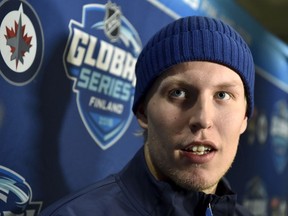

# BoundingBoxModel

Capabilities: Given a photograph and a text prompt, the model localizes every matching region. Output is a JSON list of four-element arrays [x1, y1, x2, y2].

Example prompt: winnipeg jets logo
[[5, 13, 32, 69], [0, 0, 44, 85]]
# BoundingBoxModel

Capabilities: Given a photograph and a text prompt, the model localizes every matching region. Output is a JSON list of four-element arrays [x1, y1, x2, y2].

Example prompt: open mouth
[[183, 145, 214, 155]]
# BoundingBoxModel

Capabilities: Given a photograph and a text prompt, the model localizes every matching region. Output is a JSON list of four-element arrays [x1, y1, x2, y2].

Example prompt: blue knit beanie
[[132, 16, 255, 118]]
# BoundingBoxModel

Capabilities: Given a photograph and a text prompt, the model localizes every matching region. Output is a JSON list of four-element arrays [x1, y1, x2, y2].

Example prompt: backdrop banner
[[0, 0, 287, 215]]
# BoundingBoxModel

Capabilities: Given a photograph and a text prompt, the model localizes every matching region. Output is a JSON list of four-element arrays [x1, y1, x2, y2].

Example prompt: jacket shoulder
[[235, 203, 253, 216], [39, 175, 132, 216]]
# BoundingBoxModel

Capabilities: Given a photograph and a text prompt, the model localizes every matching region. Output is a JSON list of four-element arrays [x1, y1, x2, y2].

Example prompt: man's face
[[136, 61, 248, 194]]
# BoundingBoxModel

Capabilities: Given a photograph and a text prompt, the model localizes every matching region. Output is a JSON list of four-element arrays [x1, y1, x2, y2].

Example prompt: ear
[[135, 103, 148, 129], [240, 116, 248, 134]]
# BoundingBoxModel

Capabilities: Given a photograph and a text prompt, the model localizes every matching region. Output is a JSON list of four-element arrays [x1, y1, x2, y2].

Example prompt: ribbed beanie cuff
[[133, 16, 255, 118]]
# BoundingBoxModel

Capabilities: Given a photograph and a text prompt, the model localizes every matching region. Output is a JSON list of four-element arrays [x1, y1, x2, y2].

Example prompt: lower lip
[[181, 150, 216, 164]]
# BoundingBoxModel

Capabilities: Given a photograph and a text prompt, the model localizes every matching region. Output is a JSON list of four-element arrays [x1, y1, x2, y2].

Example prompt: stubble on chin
[[154, 159, 222, 194], [145, 135, 228, 194]]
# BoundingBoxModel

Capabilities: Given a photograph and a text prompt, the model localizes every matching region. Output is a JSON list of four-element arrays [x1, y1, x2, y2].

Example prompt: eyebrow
[[215, 81, 243, 88], [163, 77, 243, 88]]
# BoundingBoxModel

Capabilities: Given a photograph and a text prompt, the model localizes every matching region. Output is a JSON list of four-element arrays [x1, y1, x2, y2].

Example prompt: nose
[[189, 96, 213, 132]]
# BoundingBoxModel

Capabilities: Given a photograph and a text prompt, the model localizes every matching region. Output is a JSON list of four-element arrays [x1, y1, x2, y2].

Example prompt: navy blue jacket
[[40, 147, 252, 215]]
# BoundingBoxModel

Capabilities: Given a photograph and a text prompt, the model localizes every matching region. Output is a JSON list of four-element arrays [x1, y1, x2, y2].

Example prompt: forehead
[[156, 61, 244, 86]]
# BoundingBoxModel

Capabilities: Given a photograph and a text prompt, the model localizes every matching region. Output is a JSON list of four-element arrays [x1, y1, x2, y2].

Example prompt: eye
[[216, 91, 231, 100], [169, 89, 187, 98]]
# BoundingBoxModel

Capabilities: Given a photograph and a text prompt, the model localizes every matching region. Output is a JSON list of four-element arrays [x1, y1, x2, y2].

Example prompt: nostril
[[189, 120, 212, 133]]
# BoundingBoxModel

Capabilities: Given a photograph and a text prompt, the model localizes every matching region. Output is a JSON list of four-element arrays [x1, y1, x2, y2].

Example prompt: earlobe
[[136, 103, 148, 129]]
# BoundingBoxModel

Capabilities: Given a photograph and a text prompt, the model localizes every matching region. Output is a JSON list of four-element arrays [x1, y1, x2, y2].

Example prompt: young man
[[40, 16, 254, 215]]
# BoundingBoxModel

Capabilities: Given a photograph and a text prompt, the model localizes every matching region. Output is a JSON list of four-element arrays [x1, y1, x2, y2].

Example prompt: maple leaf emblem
[[5, 14, 32, 69]]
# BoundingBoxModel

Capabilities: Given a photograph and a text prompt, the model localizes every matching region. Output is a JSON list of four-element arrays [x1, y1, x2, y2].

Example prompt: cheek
[[219, 105, 247, 129], [148, 101, 186, 133], [148, 100, 165, 122], [146, 105, 181, 145], [148, 111, 173, 133], [217, 113, 246, 147]]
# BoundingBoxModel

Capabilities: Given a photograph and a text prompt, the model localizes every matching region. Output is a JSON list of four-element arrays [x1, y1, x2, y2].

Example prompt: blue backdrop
[[0, 0, 287, 215]]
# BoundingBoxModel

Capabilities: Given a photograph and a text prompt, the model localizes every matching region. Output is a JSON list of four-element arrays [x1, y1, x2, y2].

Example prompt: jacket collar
[[118, 146, 238, 215]]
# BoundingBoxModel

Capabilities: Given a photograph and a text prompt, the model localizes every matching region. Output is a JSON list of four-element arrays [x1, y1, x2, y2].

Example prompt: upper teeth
[[186, 145, 212, 155]]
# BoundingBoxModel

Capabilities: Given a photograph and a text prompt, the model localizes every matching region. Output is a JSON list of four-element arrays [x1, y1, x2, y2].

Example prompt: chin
[[168, 170, 219, 193]]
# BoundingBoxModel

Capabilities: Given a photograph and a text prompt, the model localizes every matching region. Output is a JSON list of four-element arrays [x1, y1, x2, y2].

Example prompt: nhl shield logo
[[104, 1, 121, 41], [64, 3, 142, 150]]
